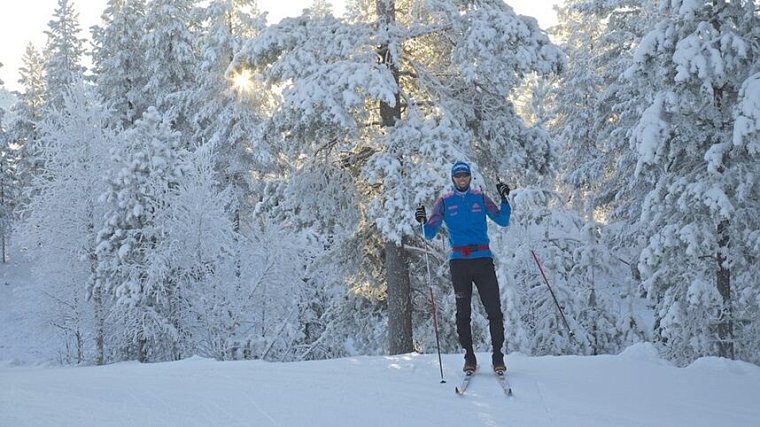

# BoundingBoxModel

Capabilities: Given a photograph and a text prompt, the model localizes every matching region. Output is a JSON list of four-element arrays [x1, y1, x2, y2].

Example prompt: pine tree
[[91, 0, 149, 127], [570, 223, 622, 355], [548, 0, 657, 274], [139, 0, 198, 137], [231, 0, 563, 356], [0, 76, 18, 263], [590, 2, 658, 311], [629, 0, 759, 364], [501, 189, 586, 355], [192, 0, 270, 224], [43, 0, 87, 109], [93, 107, 189, 362], [9, 45, 46, 208], [549, 0, 605, 216], [719, 29, 760, 365], [545, 0, 655, 356]]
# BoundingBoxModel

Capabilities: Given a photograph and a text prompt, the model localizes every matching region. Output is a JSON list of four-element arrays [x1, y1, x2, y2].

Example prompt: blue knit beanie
[[451, 161, 471, 177]]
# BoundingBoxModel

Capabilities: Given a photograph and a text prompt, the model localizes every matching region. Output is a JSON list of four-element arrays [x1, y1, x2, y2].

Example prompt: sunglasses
[[453, 173, 471, 178]]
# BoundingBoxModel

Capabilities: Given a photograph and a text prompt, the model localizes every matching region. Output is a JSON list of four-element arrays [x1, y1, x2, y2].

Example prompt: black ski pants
[[449, 257, 504, 355]]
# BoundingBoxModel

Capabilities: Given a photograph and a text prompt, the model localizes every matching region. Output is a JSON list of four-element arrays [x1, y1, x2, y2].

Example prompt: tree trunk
[[1, 182, 6, 264], [386, 239, 413, 354], [716, 219, 734, 359], [377, 0, 413, 355], [89, 240, 105, 365], [710, 5, 734, 359], [138, 335, 148, 363], [93, 286, 105, 365]]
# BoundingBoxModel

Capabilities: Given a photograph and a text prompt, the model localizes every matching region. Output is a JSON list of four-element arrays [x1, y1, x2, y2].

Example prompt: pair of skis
[[454, 368, 512, 396]]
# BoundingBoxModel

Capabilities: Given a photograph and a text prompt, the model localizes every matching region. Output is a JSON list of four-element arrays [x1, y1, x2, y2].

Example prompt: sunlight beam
[[231, 68, 253, 93]]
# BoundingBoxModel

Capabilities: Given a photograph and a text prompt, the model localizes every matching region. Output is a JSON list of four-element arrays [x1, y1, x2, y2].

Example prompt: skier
[[415, 161, 511, 374]]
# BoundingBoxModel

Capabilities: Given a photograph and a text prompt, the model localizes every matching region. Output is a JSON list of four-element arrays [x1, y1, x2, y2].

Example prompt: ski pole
[[421, 222, 446, 383], [530, 249, 575, 339]]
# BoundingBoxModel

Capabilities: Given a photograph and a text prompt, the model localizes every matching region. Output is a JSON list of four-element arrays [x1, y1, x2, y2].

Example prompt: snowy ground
[[2, 255, 759, 426], [2, 344, 759, 427]]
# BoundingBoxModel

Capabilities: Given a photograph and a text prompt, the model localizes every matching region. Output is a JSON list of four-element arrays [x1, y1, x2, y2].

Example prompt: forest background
[[0, 0, 758, 368]]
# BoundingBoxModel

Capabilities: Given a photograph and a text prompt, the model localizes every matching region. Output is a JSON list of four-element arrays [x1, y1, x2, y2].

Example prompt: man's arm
[[484, 194, 511, 227], [423, 197, 445, 239]]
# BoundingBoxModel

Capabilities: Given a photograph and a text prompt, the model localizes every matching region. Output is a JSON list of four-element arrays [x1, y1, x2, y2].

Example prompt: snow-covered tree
[[167, 146, 322, 362], [544, 0, 658, 357], [155, 145, 239, 359], [91, 0, 148, 127], [9, 44, 46, 207], [629, 0, 760, 364], [549, 0, 605, 216], [139, 0, 198, 137], [0, 74, 18, 263], [570, 223, 622, 355], [549, 0, 657, 238], [15, 84, 115, 364], [723, 66, 760, 365], [191, 0, 271, 226], [497, 189, 586, 355], [231, 0, 563, 356], [587, 0, 660, 304], [43, 0, 87, 109], [93, 107, 189, 362]]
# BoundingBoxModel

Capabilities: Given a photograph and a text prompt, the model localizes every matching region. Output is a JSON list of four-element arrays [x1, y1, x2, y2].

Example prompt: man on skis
[[415, 161, 511, 374]]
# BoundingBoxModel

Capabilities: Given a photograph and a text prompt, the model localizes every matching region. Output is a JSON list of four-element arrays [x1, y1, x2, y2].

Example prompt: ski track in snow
[[2, 348, 760, 427], [534, 380, 555, 426]]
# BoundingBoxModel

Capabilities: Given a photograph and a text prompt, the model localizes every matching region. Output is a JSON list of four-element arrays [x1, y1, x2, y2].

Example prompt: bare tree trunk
[[386, 240, 413, 354], [76, 327, 84, 364], [378, 0, 413, 355], [93, 286, 105, 365], [1, 182, 6, 264], [88, 205, 105, 365], [716, 219, 734, 359], [138, 334, 148, 363]]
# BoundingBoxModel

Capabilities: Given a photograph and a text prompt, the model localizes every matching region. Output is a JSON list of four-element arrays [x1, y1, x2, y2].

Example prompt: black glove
[[415, 205, 427, 224], [496, 182, 510, 200]]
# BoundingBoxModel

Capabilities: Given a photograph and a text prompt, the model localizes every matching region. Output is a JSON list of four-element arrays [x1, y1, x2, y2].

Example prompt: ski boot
[[463, 352, 477, 374], [492, 352, 506, 374]]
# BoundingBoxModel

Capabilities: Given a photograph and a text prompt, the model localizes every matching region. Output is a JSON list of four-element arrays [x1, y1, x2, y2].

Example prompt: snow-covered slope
[[2, 344, 759, 427]]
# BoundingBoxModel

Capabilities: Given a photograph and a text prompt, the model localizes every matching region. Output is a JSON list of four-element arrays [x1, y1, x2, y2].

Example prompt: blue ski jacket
[[423, 187, 511, 260]]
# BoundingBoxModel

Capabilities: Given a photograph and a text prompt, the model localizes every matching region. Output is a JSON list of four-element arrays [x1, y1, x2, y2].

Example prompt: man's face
[[453, 172, 471, 190]]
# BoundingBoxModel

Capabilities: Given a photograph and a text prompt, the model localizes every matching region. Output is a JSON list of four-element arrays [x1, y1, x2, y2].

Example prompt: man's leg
[[449, 260, 475, 364], [473, 258, 505, 365]]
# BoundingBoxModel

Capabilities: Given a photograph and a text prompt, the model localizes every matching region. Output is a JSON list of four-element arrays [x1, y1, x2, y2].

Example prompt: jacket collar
[[452, 185, 470, 195]]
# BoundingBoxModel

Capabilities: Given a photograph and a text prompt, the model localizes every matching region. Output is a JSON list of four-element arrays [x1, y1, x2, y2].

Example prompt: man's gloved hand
[[497, 182, 510, 200], [415, 205, 427, 224]]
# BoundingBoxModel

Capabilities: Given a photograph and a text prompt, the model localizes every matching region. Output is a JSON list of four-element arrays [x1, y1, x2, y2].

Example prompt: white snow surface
[[2, 344, 759, 427]]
